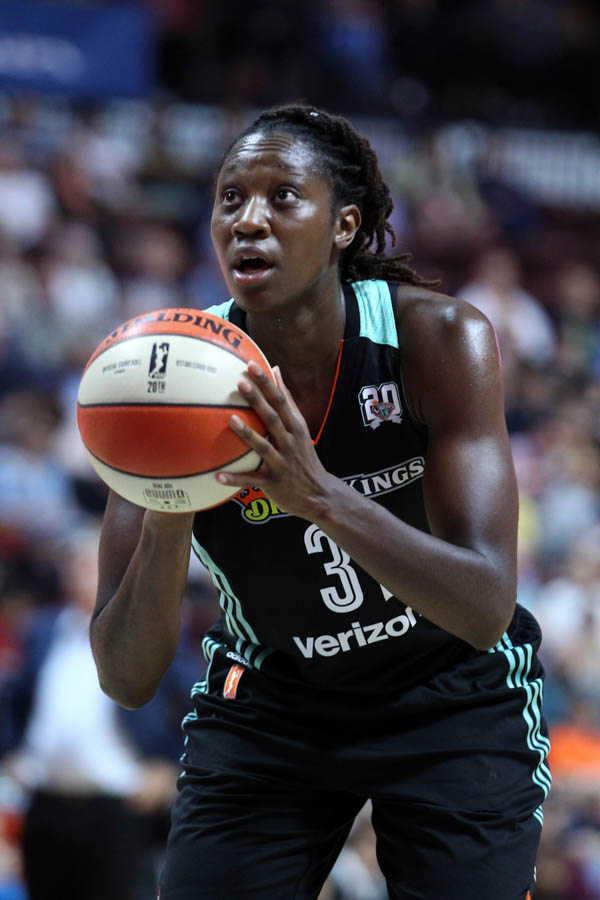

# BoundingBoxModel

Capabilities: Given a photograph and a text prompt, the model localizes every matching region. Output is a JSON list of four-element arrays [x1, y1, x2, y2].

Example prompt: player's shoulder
[[391, 283, 495, 356], [388, 285, 504, 426]]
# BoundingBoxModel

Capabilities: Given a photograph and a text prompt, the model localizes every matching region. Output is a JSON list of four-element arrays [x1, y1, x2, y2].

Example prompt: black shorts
[[159, 607, 549, 899]]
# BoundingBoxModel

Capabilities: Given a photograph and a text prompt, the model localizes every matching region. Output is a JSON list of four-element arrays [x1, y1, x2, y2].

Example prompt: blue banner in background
[[0, 1, 155, 98]]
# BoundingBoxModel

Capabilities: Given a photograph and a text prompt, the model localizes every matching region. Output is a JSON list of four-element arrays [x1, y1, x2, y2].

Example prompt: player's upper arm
[[396, 288, 518, 595]]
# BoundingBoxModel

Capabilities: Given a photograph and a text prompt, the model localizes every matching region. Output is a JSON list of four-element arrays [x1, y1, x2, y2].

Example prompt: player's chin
[[231, 293, 280, 317], [228, 272, 281, 308]]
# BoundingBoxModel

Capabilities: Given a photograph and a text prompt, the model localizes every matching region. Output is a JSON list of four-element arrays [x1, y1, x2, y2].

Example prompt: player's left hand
[[216, 361, 338, 520]]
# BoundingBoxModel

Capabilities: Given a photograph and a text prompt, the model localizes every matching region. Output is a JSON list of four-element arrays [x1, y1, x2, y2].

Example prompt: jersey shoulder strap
[[349, 280, 398, 349]]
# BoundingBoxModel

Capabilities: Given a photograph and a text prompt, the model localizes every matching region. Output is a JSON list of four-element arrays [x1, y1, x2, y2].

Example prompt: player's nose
[[232, 196, 271, 238]]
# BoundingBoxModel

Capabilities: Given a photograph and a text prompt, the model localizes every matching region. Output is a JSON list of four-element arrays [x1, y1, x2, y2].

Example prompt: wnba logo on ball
[[78, 306, 276, 513], [149, 342, 170, 379]]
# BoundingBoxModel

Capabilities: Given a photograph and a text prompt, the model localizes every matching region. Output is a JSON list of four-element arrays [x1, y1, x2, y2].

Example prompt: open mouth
[[235, 257, 274, 274]]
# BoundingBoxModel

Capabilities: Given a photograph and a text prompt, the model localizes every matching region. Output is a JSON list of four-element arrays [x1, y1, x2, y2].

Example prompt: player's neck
[[247, 283, 345, 378]]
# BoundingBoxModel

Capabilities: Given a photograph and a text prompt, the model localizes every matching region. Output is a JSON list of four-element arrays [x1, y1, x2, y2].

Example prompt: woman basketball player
[[91, 105, 549, 899]]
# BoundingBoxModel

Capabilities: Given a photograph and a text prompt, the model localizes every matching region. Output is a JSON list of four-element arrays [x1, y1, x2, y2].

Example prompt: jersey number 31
[[304, 525, 393, 613]]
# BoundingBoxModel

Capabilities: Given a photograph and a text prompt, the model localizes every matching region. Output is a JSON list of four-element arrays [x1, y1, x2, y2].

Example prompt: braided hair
[[218, 103, 437, 286]]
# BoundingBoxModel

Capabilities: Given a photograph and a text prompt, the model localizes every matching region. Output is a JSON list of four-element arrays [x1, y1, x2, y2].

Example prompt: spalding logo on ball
[[76, 308, 274, 512]]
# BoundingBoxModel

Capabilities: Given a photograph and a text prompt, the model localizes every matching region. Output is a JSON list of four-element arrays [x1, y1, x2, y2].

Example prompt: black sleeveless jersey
[[192, 280, 475, 696]]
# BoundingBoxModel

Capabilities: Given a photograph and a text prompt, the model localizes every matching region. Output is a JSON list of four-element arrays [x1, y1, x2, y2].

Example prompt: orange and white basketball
[[76, 307, 274, 512]]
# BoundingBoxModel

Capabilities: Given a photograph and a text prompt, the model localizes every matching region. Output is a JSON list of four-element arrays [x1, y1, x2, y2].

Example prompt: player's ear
[[334, 204, 361, 251]]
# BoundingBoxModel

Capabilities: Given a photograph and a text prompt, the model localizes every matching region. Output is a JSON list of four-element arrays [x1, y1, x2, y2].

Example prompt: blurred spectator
[[0, 390, 79, 540], [120, 222, 191, 317], [316, 0, 390, 114], [0, 526, 200, 900], [504, 364, 562, 434], [534, 395, 600, 567], [66, 110, 143, 210], [42, 221, 122, 364], [535, 699, 600, 900], [550, 698, 600, 785], [0, 141, 55, 249], [392, 132, 494, 254], [552, 261, 600, 378], [0, 232, 42, 333], [0, 231, 48, 391], [530, 528, 600, 704], [457, 246, 556, 367], [50, 148, 98, 221]]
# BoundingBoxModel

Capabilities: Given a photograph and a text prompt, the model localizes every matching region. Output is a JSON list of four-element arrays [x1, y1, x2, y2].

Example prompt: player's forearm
[[311, 477, 515, 651], [90, 512, 194, 708]]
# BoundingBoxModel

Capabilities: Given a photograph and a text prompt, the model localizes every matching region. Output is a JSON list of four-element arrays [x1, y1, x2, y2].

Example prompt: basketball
[[76, 307, 274, 512]]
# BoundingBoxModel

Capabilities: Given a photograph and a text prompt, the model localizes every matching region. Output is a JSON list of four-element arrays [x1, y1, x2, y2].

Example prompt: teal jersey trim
[[181, 635, 219, 767], [204, 299, 235, 321], [488, 632, 514, 653], [192, 535, 259, 644], [205, 283, 399, 348], [489, 639, 552, 800], [191, 535, 275, 670], [352, 280, 399, 349], [189, 635, 220, 698]]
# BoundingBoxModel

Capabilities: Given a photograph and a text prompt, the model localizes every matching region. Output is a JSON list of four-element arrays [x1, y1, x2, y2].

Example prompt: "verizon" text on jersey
[[293, 608, 418, 658]]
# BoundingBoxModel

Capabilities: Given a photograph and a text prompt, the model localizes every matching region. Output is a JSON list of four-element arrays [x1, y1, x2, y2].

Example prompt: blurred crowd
[[151, 0, 600, 130], [0, 71, 599, 899]]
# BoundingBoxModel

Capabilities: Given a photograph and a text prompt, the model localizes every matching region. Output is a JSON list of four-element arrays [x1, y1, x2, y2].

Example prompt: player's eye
[[275, 187, 297, 202], [222, 188, 240, 204]]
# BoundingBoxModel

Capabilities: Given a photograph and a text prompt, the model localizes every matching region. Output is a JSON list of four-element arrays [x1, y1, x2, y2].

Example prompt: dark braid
[[219, 103, 438, 286]]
